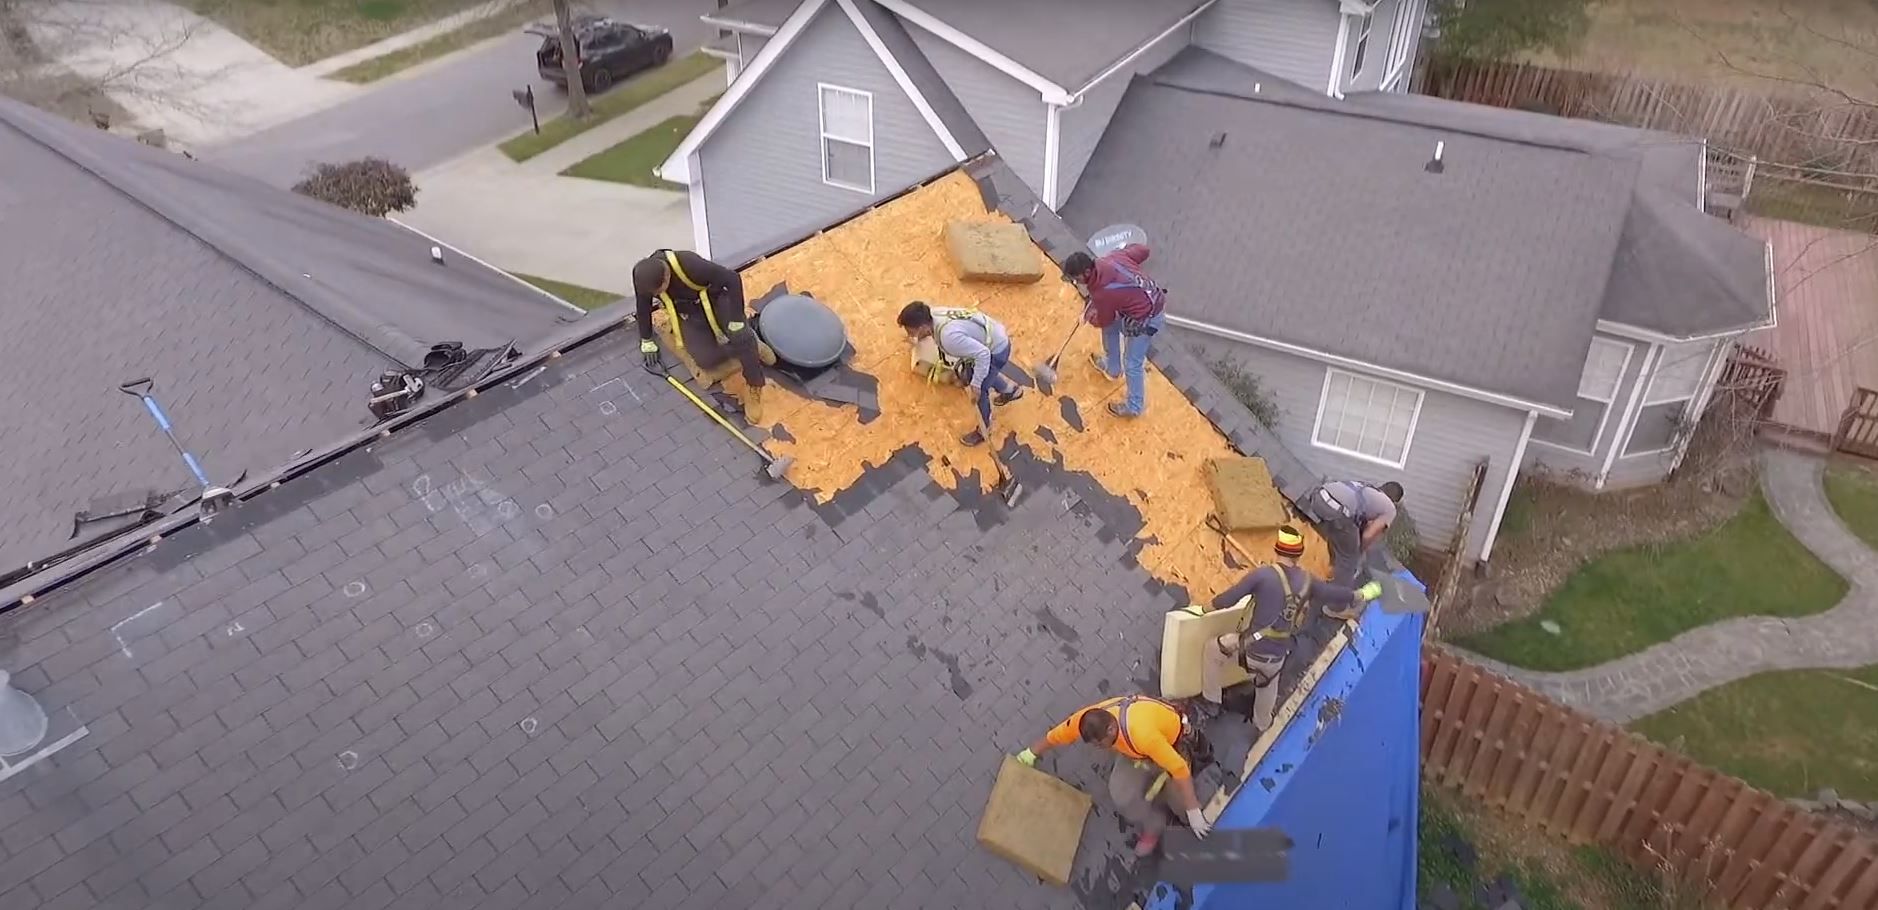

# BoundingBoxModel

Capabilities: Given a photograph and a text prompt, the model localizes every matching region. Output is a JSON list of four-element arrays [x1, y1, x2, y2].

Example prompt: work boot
[[1324, 602, 1362, 622], [691, 359, 739, 389], [994, 386, 1025, 406], [757, 339, 778, 367], [1133, 830, 1161, 857], [960, 429, 986, 447], [1108, 402, 1140, 419], [1090, 353, 1118, 380], [743, 386, 766, 425]]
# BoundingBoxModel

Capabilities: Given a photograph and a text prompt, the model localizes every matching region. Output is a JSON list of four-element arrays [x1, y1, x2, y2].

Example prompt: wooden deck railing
[[1421, 648, 1878, 909]]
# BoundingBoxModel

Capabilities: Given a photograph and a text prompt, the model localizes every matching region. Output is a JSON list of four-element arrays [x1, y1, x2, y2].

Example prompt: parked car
[[528, 15, 673, 93]]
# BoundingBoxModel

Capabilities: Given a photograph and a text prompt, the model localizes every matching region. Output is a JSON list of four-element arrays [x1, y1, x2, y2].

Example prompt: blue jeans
[[1100, 311, 1165, 414], [974, 344, 1016, 424]]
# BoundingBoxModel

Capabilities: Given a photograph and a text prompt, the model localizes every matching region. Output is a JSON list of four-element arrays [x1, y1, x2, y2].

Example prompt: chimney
[[1425, 141, 1446, 174]]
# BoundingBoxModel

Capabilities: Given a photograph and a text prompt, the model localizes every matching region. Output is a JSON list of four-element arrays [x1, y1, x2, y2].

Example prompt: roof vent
[[430, 245, 445, 265], [1425, 141, 1446, 174], [1209, 132, 1228, 150]]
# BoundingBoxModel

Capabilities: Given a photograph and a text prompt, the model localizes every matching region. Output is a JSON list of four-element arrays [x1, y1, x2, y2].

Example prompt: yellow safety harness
[[923, 307, 988, 385], [1238, 565, 1311, 642], [656, 250, 728, 351]]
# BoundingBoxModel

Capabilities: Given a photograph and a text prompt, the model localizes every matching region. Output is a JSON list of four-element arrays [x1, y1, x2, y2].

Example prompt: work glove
[[1179, 604, 1206, 617], [1185, 808, 1212, 839], [639, 339, 660, 370], [1015, 749, 1038, 767], [727, 321, 747, 333], [1356, 581, 1384, 602]]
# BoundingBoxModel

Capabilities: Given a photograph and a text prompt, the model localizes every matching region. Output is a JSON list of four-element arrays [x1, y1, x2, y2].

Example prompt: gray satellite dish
[[1087, 223, 1147, 257]]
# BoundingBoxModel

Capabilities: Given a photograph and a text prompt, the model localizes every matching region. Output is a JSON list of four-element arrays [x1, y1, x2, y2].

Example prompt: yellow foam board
[[1159, 598, 1252, 699], [945, 221, 1045, 283], [977, 756, 1093, 885]]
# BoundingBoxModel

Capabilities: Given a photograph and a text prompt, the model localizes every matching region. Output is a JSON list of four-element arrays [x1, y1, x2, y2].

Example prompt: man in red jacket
[[1064, 245, 1168, 417]]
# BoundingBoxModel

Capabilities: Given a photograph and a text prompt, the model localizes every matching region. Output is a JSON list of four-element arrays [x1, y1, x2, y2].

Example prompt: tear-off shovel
[[120, 378, 235, 516]]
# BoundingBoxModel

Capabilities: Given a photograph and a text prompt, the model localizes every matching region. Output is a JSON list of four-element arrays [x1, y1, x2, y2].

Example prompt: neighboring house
[[0, 97, 581, 588], [671, 0, 1426, 258], [662, 0, 1774, 567]]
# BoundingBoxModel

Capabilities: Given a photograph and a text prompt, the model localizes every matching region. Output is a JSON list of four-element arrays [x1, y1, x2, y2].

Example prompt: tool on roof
[[118, 379, 235, 517], [990, 451, 1023, 508], [1029, 307, 1087, 393], [649, 364, 793, 482], [1034, 224, 1151, 392]]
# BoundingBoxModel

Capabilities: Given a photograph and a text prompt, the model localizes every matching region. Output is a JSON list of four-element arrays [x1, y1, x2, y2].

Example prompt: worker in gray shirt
[[1300, 479, 1403, 587], [1195, 526, 1381, 729], [896, 301, 1025, 446]]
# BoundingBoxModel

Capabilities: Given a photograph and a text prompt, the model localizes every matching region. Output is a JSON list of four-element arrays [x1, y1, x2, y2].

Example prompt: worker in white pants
[[1194, 526, 1381, 730]]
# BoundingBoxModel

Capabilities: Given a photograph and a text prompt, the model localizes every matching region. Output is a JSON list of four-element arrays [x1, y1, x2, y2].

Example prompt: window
[[1625, 345, 1716, 456], [1350, 12, 1375, 78], [818, 84, 873, 193], [1312, 369, 1423, 467], [1533, 337, 1632, 454]]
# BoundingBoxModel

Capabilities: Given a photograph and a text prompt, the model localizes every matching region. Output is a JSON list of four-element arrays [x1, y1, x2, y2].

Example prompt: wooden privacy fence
[[1422, 58, 1878, 179], [1717, 342, 1787, 424], [1421, 648, 1878, 909], [1832, 388, 1878, 460]]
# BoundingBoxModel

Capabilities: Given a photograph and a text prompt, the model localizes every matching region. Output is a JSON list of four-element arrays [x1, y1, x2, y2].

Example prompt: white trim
[[687, 159, 711, 257], [1042, 103, 1062, 208], [874, 0, 1073, 103], [836, 0, 967, 162], [1594, 318, 1764, 345], [1348, 9, 1375, 85], [1669, 340, 1731, 473], [1530, 337, 1633, 456], [1764, 240, 1779, 327], [1165, 314, 1573, 418], [1621, 341, 1722, 460], [1597, 342, 1660, 487], [386, 217, 584, 315], [1310, 368, 1425, 469], [1380, 0, 1417, 91], [817, 82, 875, 194], [1326, 12, 1351, 97], [700, 14, 779, 37], [660, 0, 831, 185], [1479, 410, 1539, 562], [1697, 138, 1710, 212], [1067, 0, 1218, 98]]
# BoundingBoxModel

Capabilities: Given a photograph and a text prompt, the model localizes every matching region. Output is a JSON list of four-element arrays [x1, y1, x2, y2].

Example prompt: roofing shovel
[[119, 378, 236, 516], [1030, 311, 1084, 394], [655, 370, 794, 482]]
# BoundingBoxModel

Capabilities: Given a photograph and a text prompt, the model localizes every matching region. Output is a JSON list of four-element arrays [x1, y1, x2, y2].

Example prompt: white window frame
[[1622, 344, 1720, 458], [817, 82, 874, 194], [1530, 337, 1632, 457], [1311, 368, 1425, 469], [1350, 11, 1375, 80]]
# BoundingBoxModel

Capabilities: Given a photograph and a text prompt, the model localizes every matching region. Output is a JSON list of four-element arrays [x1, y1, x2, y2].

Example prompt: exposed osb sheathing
[[717, 172, 1328, 600]]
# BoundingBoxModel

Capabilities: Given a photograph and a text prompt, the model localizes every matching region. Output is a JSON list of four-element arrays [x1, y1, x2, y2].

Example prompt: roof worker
[[1193, 525, 1383, 731], [1015, 693, 1209, 857], [1299, 480, 1404, 587], [1064, 244, 1167, 419], [896, 301, 1025, 447], [632, 249, 777, 422]]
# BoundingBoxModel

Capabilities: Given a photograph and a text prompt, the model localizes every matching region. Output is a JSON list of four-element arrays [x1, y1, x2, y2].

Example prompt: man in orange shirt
[[1016, 694, 1210, 856]]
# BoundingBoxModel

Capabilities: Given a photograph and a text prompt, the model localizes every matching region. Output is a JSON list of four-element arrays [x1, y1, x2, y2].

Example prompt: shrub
[[292, 157, 417, 217], [1207, 357, 1280, 428]]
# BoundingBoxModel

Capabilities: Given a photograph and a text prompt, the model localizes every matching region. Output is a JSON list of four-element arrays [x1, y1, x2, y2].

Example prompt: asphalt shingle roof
[[1061, 54, 1774, 409], [0, 99, 580, 586], [0, 156, 1342, 910]]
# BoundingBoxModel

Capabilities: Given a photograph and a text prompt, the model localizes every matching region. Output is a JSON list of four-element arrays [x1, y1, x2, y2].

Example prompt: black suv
[[530, 15, 674, 93]]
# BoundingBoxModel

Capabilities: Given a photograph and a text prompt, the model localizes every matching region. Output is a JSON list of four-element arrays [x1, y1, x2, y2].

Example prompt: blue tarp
[[1184, 572, 1426, 910]]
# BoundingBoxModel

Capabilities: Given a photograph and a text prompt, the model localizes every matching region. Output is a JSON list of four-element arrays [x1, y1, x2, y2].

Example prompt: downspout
[[1042, 102, 1064, 209], [1326, 12, 1351, 98], [1477, 410, 1538, 563], [687, 152, 712, 257]]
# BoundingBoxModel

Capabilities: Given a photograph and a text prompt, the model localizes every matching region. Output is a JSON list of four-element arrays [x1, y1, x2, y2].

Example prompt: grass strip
[[513, 273, 621, 310], [329, 2, 537, 83], [499, 51, 719, 162]]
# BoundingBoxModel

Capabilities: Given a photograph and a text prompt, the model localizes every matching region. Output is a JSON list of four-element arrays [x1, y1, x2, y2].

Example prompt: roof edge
[[874, 0, 1072, 103]]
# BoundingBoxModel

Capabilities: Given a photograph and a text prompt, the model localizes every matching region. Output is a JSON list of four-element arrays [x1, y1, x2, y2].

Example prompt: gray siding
[[907, 23, 1049, 196], [1195, 0, 1342, 93], [1175, 328, 1527, 559], [1525, 332, 1645, 482], [698, 4, 953, 260], [1056, 23, 1191, 204]]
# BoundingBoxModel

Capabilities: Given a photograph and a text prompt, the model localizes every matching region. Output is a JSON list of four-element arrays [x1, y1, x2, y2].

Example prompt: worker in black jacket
[[632, 249, 776, 421]]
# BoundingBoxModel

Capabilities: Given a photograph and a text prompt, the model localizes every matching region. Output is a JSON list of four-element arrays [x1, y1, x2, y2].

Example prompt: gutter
[[1064, 0, 1217, 103], [699, 14, 777, 36]]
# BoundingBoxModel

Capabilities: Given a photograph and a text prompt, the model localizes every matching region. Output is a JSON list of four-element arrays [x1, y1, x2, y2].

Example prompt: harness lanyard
[[1238, 566, 1311, 641], [656, 250, 728, 349]]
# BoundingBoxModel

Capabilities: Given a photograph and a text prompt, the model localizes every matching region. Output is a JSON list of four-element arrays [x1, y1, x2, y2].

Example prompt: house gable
[[669, 0, 967, 259]]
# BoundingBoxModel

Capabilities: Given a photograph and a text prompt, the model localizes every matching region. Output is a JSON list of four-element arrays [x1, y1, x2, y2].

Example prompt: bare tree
[[0, 0, 215, 131], [551, 0, 589, 120]]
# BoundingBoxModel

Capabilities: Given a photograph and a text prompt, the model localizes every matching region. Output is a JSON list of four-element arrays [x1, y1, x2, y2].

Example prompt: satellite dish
[[1087, 223, 1147, 257]]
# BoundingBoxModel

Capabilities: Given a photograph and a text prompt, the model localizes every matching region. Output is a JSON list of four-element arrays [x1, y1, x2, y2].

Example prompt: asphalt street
[[207, 0, 720, 186]]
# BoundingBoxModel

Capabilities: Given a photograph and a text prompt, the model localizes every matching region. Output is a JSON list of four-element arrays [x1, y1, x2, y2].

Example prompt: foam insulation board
[[1160, 599, 1252, 699], [1205, 457, 1289, 533], [945, 221, 1045, 283], [977, 756, 1093, 885], [731, 173, 1330, 602]]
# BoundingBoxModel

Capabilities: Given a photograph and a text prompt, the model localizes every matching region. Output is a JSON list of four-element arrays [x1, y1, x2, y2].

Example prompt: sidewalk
[[300, 0, 530, 78], [398, 73, 724, 293]]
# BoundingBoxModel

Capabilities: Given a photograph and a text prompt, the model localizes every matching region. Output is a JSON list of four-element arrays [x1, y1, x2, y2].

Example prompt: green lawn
[[184, 0, 490, 66], [1633, 664, 1878, 800], [499, 52, 719, 162], [1459, 490, 1846, 671], [1824, 463, 1878, 551], [513, 273, 620, 310], [560, 111, 700, 188], [1419, 788, 1669, 910], [329, 2, 539, 83], [1744, 177, 1878, 234]]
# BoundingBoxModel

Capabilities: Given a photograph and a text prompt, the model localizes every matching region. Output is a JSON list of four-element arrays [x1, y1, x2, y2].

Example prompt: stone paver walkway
[[1457, 447, 1878, 723]]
